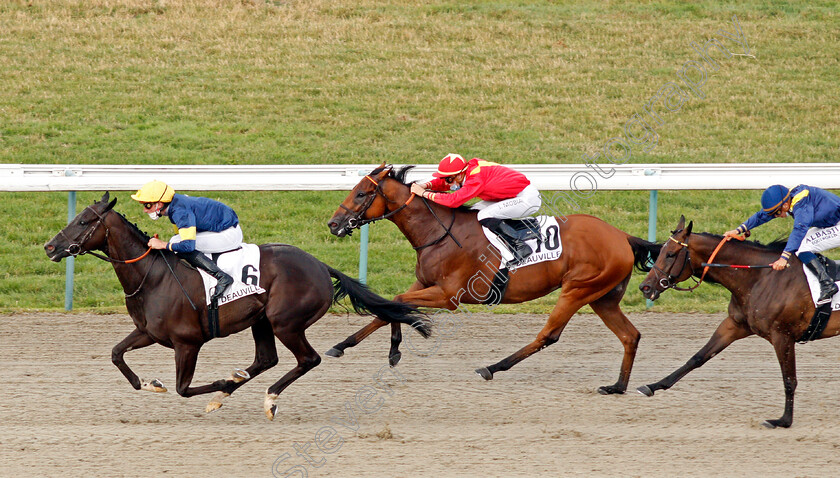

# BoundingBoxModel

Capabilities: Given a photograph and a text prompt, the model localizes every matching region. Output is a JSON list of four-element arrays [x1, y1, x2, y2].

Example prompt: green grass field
[[1, 1, 838, 314]]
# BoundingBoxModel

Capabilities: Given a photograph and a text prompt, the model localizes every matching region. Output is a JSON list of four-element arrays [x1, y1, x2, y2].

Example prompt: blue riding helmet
[[761, 185, 790, 213]]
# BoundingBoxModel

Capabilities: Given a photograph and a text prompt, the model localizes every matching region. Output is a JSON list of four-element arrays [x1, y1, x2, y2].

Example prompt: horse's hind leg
[[206, 319, 280, 412], [264, 330, 321, 421], [112, 327, 166, 392], [638, 316, 752, 397], [589, 277, 639, 395]]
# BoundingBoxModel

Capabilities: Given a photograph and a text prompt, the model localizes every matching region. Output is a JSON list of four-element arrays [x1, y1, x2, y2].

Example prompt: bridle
[[57, 203, 192, 305], [339, 175, 416, 230], [650, 234, 733, 292], [339, 174, 462, 250], [57, 205, 152, 264]]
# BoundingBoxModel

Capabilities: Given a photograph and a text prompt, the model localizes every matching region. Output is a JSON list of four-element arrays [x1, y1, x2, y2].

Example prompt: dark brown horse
[[326, 165, 660, 394], [638, 215, 840, 428], [44, 192, 431, 419]]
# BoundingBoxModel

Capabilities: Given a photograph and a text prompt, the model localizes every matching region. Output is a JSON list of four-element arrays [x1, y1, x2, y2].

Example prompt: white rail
[[3, 163, 840, 191]]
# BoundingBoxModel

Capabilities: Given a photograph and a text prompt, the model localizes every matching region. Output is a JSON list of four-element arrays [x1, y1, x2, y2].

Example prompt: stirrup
[[817, 283, 839, 305]]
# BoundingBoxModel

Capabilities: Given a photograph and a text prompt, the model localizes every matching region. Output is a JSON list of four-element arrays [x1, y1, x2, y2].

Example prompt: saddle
[[502, 217, 542, 242]]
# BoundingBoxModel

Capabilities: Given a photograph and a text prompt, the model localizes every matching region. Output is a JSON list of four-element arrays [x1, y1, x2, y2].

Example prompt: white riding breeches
[[797, 223, 840, 255], [170, 225, 244, 253], [474, 185, 542, 221]]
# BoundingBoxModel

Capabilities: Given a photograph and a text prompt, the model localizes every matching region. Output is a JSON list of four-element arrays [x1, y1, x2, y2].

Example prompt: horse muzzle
[[44, 241, 68, 262], [638, 281, 661, 301], [326, 218, 353, 238]]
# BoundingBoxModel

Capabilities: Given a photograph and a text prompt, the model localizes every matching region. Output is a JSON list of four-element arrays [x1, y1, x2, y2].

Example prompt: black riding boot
[[805, 257, 839, 305], [479, 218, 533, 266], [182, 251, 234, 305]]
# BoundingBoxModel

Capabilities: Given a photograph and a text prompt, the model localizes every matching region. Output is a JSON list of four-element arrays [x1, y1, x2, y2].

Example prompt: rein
[[59, 205, 153, 264], [339, 175, 417, 229], [414, 198, 463, 250], [60, 205, 195, 308], [342, 174, 462, 250], [654, 235, 742, 292]]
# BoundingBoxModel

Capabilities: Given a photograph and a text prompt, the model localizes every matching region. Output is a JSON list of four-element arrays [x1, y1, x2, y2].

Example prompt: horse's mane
[[373, 164, 476, 214], [98, 200, 151, 242]]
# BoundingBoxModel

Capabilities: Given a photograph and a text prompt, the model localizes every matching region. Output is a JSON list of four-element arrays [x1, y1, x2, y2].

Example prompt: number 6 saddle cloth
[[196, 243, 266, 306], [480, 216, 563, 269]]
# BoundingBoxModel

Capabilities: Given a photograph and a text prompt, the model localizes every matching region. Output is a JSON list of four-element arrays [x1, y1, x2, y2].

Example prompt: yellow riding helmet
[[131, 180, 175, 203]]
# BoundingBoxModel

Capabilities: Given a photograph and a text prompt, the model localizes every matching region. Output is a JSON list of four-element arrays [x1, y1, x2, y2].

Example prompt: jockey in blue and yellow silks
[[724, 184, 840, 305], [131, 180, 242, 305]]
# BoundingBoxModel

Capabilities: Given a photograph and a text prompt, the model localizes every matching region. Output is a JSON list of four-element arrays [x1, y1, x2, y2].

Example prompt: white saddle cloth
[[480, 216, 563, 269], [197, 243, 266, 306], [802, 263, 840, 310]]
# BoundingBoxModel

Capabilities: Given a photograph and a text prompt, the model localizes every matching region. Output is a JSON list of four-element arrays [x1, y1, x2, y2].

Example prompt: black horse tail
[[325, 266, 432, 338], [627, 236, 662, 272]]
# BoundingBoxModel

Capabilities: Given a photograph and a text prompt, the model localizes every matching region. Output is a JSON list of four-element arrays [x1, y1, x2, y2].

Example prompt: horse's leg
[[325, 281, 439, 363], [387, 283, 456, 366], [763, 333, 797, 429], [638, 316, 752, 396], [264, 330, 321, 421], [205, 319, 280, 412], [111, 327, 166, 392], [589, 277, 639, 395], [475, 288, 597, 380], [325, 317, 389, 358], [172, 342, 230, 398]]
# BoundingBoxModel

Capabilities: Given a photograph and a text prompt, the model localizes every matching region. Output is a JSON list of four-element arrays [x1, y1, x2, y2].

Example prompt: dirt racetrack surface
[[3, 311, 840, 477]]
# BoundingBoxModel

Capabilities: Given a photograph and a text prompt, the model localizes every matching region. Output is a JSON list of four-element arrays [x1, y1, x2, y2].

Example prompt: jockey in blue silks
[[724, 184, 840, 305], [132, 180, 242, 304]]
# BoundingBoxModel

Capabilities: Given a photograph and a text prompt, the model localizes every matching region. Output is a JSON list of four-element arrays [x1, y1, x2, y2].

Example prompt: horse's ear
[[677, 215, 686, 230], [375, 163, 392, 180], [105, 195, 117, 212], [686, 220, 693, 235], [99, 191, 110, 204]]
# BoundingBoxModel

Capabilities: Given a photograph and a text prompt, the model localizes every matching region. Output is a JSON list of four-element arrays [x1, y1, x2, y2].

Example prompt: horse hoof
[[264, 392, 279, 421], [141, 379, 168, 393], [231, 369, 250, 383], [597, 386, 625, 395], [636, 385, 654, 397], [389, 352, 402, 367], [475, 367, 493, 381], [205, 391, 229, 413], [761, 419, 790, 429], [325, 348, 344, 358]]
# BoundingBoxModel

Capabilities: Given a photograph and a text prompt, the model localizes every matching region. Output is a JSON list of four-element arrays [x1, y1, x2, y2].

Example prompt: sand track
[[2, 311, 840, 477]]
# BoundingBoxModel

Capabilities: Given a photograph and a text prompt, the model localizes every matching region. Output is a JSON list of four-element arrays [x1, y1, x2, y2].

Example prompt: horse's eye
[[665, 252, 676, 258], [356, 192, 366, 198], [79, 220, 87, 226]]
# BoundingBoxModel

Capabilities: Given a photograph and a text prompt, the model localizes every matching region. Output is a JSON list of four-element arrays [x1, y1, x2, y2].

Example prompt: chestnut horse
[[44, 193, 431, 420], [326, 165, 660, 394], [638, 215, 840, 428]]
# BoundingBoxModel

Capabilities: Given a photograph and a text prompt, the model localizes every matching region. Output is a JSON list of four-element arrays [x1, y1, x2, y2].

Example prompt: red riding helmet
[[433, 153, 468, 178]]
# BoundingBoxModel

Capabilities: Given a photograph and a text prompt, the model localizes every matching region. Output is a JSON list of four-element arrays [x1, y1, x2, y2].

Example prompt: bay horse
[[326, 165, 660, 394], [44, 192, 431, 420], [638, 215, 840, 428]]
